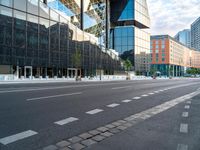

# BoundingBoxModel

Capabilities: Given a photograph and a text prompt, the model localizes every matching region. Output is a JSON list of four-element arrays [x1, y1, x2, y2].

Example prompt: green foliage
[[123, 59, 132, 71], [187, 68, 200, 75], [150, 67, 157, 76], [72, 50, 81, 68]]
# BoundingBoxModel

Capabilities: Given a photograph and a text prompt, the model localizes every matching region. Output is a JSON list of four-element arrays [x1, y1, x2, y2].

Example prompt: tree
[[187, 67, 200, 75], [150, 67, 157, 77], [72, 50, 82, 81], [123, 59, 132, 80]]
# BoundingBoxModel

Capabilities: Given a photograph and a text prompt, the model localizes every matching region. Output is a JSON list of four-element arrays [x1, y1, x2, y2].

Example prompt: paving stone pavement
[[41, 91, 198, 150]]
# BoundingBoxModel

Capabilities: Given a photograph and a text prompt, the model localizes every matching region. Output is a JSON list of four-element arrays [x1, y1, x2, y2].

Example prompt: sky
[[147, 0, 200, 36]]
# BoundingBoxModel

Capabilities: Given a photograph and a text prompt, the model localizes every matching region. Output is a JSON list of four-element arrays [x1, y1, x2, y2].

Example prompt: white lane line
[[141, 94, 148, 97], [154, 91, 159, 93], [27, 92, 82, 101], [122, 99, 132, 103], [182, 112, 189, 118], [180, 123, 188, 133], [0, 130, 37, 145], [184, 105, 190, 109], [148, 93, 155, 95], [86, 109, 103, 115], [107, 103, 120, 108], [133, 97, 141, 100], [186, 101, 191, 104], [159, 90, 164, 92], [177, 144, 188, 150], [111, 86, 132, 90], [54, 117, 79, 125]]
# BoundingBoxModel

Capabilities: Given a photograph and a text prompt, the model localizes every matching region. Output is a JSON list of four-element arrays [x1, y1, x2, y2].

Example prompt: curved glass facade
[[0, 0, 121, 78]]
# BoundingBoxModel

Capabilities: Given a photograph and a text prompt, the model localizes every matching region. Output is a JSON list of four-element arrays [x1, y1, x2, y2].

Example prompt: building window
[[0, 0, 12, 7]]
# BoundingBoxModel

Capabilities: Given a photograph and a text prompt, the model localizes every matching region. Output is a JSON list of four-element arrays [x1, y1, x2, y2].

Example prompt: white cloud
[[147, 0, 200, 36]]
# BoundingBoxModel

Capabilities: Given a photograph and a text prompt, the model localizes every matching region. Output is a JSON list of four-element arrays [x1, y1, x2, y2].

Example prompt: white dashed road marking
[[180, 123, 188, 133], [182, 112, 189, 118], [86, 109, 103, 115], [54, 117, 79, 125], [107, 103, 120, 108], [186, 101, 191, 104], [122, 99, 132, 103], [148, 93, 154, 95], [111, 86, 132, 90], [27, 92, 82, 101], [0, 130, 38, 145], [133, 97, 141, 100], [154, 91, 159, 93], [177, 144, 188, 150], [141, 94, 148, 97], [184, 105, 190, 109]]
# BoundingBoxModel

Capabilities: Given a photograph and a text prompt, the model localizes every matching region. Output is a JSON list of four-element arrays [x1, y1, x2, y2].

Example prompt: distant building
[[191, 17, 200, 51], [150, 35, 200, 77], [174, 29, 191, 48]]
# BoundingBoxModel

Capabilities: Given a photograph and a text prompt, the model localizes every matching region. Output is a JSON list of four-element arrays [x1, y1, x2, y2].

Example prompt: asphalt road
[[0, 79, 200, 150]]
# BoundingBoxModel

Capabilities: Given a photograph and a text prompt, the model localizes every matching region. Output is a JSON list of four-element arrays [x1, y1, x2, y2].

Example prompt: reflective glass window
[[27, 0, 39, 15], [39, 1, 49, 19], [121, 28, 127, 37], [27, 14, 38, 49], [13, 11, 26, 49], [0, 0, 12, 7], [14, 10, 26, 21], [0, 5, 12, 17], [39, 18, 49, 51], [0, 6, 12, 46], [114, 28, 121, 37], [118, 0, 134, 21], [127, 27, 134, 36], [50, 9, 59, 21], [50, 20, 59, 51], [128, 36, 134, 45], [14, 0, 26, 11], [121, 37, 127, 45]]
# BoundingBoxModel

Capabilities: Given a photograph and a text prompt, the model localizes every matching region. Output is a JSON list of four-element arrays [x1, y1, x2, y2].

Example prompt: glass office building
[[109, 0, 150, 75], [0, 0, 121, 78], [174, 29, 191, 48], [191, 17, 200, 51]]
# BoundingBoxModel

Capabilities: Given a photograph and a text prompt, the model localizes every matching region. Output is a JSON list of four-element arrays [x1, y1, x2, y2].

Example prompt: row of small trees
[[186, 68, 200, 75]]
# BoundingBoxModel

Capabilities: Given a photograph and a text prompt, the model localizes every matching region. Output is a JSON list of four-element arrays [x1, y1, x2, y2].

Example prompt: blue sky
[[147, 0, 200, 36]]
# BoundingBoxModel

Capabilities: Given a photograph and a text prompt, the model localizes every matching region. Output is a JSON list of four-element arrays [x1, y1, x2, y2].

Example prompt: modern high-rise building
[[150, 35, 200, 77], [191, 17, 200, 51], [109, 0, 150, 75], [0, 0, 150, 79], [174, 29, 191, 48]]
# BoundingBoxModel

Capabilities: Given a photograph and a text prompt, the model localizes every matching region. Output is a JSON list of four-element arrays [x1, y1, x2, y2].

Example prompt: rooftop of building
[[191, 16, 200, 26], [151, 34, 198, 52]]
